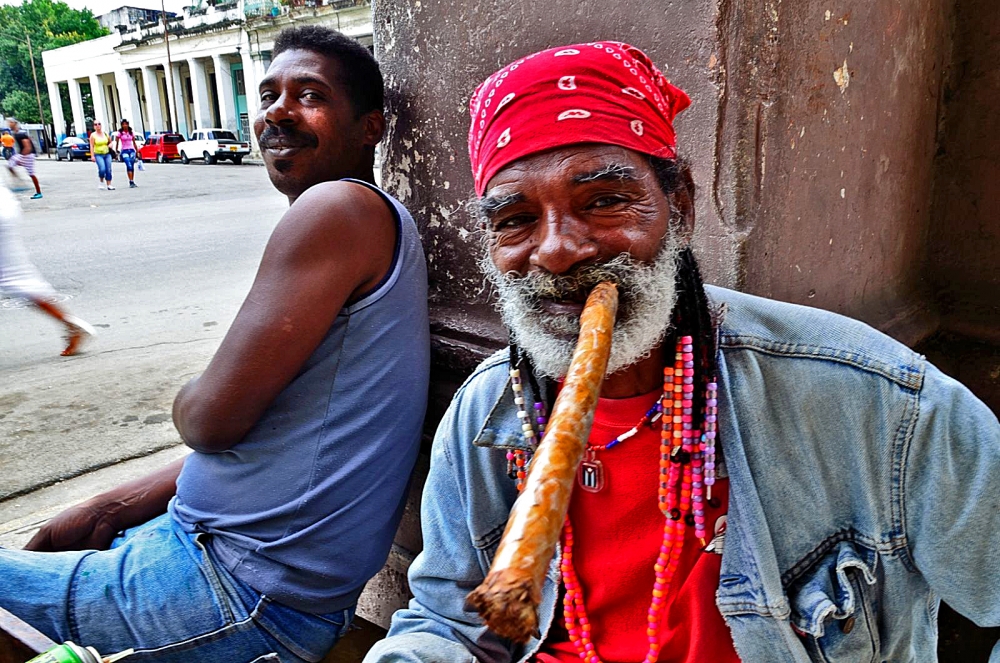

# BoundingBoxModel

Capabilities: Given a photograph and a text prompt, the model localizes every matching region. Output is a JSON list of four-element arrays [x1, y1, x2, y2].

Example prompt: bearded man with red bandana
[[366, 43, 1000, 663]]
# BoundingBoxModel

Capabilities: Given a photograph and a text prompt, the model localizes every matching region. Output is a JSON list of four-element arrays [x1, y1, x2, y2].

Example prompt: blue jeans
[[0, 514, 354, 662], [94, 153, 112, 181], [121, 149, 136, 173]]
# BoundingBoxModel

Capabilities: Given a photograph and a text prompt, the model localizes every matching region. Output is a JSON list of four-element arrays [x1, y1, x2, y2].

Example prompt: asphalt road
[[0, 156, 288, 501]]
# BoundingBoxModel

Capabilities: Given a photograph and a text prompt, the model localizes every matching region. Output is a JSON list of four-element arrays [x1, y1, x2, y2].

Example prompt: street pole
[[24, 31, 52, 158], [162, 0, 178, 132]]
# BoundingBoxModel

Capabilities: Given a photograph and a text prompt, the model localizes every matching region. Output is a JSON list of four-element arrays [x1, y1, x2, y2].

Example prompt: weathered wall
[[373, 0, 1000, 656], [732, 1, 947, 344], [925, 0, 1000, 409]]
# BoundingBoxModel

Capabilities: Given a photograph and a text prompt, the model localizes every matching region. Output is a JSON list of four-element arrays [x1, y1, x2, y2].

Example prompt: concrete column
[[67, 79, 86, 137], [240, 48, 263, 152], [88, 74, 108, 128], [47, 81, 66, 140], [169, 62, 188, 136], [187, 57, 212, 130], [141, 65, 165, 133], [161, 62, 177, 132], [115, 68, 143, 134], [212, 53, 237, 133]]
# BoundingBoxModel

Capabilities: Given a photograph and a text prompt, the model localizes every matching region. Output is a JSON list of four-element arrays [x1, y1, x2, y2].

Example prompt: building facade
[[97, 6, 176, 34], [42, 0, 372, 153]]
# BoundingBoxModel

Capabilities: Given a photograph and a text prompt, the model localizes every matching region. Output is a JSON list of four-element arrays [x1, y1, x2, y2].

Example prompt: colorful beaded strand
[[509, 367, 538, 492], [509, 335, 720, 662], [703, 381, 718, 501]]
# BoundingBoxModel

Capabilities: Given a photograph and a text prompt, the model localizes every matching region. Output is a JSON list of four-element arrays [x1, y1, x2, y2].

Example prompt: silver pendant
[[578, 449, 605, 492]]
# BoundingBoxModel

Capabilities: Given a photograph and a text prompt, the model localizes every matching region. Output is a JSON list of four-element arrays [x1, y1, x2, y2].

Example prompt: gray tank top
[[171, 180, 430, 613]]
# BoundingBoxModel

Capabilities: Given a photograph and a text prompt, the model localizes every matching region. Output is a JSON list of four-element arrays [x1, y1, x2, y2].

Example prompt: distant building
[[97, 6, 176, 34], [42, 0, 372, 154]]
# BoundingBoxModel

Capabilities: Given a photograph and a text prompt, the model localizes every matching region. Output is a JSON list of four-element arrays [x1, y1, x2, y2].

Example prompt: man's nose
[[528, 212, 598, 275], [264, 92, 297, 126]]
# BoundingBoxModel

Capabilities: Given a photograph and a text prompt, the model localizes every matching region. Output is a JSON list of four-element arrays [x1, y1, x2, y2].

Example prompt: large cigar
[[466, 282, 618, 643]]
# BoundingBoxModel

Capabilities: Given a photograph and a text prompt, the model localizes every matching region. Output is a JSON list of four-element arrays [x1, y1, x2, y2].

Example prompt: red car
[[138, 133, 184, 163]]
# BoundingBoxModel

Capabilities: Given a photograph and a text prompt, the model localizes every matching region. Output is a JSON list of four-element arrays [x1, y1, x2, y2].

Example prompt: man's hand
[[24, 458, 185, 552], [24, 500, 120, 552]]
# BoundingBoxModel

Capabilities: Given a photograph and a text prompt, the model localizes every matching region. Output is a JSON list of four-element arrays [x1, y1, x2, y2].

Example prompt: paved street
[[0, 157, 288, 504]]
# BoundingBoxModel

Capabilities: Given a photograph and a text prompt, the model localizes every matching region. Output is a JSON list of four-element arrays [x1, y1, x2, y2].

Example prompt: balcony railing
[[244, 0, 367, 18]]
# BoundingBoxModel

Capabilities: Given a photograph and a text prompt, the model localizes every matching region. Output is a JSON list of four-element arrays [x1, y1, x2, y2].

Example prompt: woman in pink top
[[114, 119, 139, 188]]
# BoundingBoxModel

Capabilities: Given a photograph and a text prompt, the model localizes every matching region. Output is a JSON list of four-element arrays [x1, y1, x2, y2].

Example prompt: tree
[[0, 0, 107, 124], [2, 89, 50, 123]]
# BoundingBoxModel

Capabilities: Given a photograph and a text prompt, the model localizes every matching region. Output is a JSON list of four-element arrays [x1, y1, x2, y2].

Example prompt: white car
[[177, 129, 250, 165]]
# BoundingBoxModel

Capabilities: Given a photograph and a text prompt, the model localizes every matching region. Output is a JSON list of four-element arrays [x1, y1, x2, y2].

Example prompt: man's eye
[[260, 91, 277, 102], [591, 195, 628, 209], [302, 91, 324, 101], [493, 215, 534, 231]]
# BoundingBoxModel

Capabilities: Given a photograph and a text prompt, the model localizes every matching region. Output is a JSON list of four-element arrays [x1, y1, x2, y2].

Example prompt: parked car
[[177, 129, 250, 165], [56, 137, 91, 161], [138, 133, 184, 163]]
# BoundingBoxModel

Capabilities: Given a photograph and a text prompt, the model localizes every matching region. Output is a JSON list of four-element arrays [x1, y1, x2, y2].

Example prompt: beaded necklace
[[508, 335, 719, 662]]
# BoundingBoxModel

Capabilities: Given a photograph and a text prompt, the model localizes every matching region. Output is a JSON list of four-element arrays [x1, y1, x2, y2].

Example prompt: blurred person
[[1, 130, 15, 160], [0, 184, 94, 355], [89, 121, 114, 190], [6, 119, 41, 199], [113, 120, 139, 188]]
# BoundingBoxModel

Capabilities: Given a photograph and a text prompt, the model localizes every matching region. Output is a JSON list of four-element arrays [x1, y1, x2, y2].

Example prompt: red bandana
[[468, 42, 691, 196]]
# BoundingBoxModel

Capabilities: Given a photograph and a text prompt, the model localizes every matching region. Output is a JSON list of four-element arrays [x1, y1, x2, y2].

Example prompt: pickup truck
[[177, 129, 251, 165]]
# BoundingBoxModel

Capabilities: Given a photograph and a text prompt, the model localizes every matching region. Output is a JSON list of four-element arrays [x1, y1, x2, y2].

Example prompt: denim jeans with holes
[[0, 514, 354, 662]]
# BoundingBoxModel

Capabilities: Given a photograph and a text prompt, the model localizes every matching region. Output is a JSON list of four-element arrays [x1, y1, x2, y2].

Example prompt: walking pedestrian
[[1, 130, 15, 160], [5, 119, 42, 199], [113, 119, 138, 188], [89, 122, 114, 190], [0, 185, 94, 355]]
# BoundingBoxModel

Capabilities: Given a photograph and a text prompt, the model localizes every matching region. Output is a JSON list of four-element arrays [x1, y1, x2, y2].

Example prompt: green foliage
[[1, 88, 50, 123], [0, 0, 108, 122]]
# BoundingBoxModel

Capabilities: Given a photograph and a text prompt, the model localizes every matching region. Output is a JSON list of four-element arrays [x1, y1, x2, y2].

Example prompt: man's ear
[[363, 110, 386, 147], [669, 162, 696, 242]]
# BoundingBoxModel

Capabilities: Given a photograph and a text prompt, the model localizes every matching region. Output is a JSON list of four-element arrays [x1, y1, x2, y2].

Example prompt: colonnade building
[[41, 0, 372, 153]]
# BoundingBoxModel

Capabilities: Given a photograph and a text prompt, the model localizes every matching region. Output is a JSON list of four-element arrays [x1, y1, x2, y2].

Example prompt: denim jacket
[[366, 286, 1000, 663]]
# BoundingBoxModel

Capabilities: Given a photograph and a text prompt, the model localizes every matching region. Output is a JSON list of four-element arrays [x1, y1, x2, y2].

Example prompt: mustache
[[258, 126, 319, 149], [495, 254, 639, 306]]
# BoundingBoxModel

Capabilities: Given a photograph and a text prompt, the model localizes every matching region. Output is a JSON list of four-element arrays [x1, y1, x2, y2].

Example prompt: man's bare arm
[[173, 181, 396, 453], [24, 458, 185, 552]]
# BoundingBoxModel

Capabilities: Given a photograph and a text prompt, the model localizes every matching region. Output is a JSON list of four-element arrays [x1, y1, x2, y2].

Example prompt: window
[[164, 135, 181, 144], [210, 131, 238, 141]]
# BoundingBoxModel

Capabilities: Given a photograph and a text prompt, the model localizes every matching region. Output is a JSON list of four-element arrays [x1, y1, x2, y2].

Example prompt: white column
[[187, 57, 211, 130], [240, 48, 261, 152], [68, 79, 86, 137], [141, 65, 165, 132], [89, 74, 108, 128], [169, 62, 188, 136], [115, 68, 143, 134], [47, 81, 66, 140], [212, 53, 237, 134]]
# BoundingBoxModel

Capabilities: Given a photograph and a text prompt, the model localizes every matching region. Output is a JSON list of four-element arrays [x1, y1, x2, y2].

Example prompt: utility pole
[[24, 31, 52, 158], [162, 0, 178, 131]]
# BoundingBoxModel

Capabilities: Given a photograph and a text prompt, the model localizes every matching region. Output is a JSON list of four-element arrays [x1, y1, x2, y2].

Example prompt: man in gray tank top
[[0, 26, 430, 662]]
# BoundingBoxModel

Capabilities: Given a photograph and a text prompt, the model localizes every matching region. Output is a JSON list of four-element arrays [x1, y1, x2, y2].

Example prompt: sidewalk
[[0, 445, 190, 549]]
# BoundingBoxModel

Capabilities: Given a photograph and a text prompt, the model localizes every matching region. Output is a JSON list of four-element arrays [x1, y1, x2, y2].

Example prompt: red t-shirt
[[535, 390, 740, 663]]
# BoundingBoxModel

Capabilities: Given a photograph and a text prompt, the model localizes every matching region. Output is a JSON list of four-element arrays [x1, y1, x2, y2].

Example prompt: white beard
[[482, 237, 681, 379]]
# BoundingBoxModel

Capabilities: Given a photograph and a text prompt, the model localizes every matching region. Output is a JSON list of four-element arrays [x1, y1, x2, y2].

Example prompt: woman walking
[[114, 119, 139, 188], [89, 122, 114, 190]]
